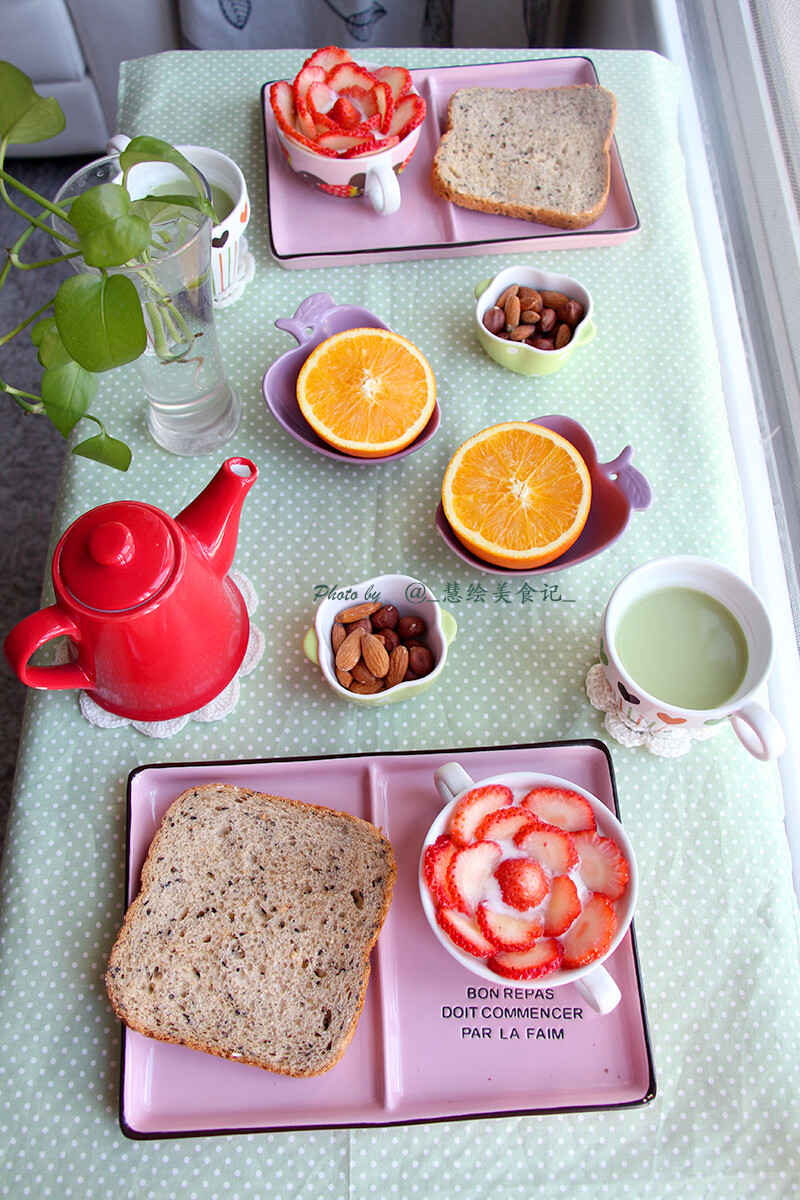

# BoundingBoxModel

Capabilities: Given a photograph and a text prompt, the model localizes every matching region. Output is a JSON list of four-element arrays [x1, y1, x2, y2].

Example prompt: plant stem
[[0, 295, 56, 345], [0, 166, 78, 241]]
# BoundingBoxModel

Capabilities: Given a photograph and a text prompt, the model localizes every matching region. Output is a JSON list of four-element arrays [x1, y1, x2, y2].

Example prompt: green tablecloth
[[1, 47, 799, 1199]]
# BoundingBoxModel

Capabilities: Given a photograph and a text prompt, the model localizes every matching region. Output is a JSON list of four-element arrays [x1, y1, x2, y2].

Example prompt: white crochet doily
[[585, 663, 722, 758], [213, 240, 255, 309], [56, 570, 264, 739]]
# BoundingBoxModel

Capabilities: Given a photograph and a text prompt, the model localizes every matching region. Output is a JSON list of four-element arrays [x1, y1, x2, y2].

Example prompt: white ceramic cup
[[600, 555, 786, 761], [420, 762, 639, 1015], [107, 136, 249, 299], [273, 115, 421, 216]]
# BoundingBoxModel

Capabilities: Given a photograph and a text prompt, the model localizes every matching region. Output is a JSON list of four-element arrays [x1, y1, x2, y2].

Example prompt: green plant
[[0, 62, 217, 470]]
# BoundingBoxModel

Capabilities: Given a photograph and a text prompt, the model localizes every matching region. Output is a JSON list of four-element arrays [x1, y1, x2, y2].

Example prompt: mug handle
[[4, 606, 93, 691], [434, 762, 475, 806], [572, 966, 622, 1014], [730, 702, 786, 761], [364, 160, 401, 215]]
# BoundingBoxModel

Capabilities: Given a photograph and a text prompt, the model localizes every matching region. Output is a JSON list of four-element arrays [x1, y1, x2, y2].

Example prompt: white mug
[[420, 762, 639, 1015], [107, 136, 249, 300], [600, 556, 786, 761]]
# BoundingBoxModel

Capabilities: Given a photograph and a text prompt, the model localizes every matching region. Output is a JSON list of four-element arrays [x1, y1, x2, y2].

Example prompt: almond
[[385, 644, 409, 689], [555, 322, 572, 349], [540, 290, 569, 310], [509, 325, 537, 341], [334, 601, 382, 624], [336, 667, 353, 688], [351, 659, 378, 686], [361, 632, 390, 678], [331, 622, 347, 654], [335, 626, 364, 671], [496, 284, 519, 308], [349, 679, 384, 695], [504, 294, 521, 329]]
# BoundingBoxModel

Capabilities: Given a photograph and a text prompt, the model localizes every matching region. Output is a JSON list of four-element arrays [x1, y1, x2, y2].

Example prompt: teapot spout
[[176, 457, 257, 576]]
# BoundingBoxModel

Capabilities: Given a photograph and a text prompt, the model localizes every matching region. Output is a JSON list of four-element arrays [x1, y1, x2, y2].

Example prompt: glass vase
[[51, 155, 241, 456]]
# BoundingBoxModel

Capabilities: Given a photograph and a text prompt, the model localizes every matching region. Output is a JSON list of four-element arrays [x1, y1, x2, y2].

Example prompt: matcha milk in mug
[[599, 556, 786, 761]]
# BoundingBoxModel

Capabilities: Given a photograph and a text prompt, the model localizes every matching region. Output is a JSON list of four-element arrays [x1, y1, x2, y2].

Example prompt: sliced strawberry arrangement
[[450, 784, 513, 846], [437, 908, 497, 958], [474, 806, 537, 843], [543, 874, 581, 937], [489, 938, 564, 980], [270, 47, 425, 159], [521, 786, 597, 832], [514, 819, 578, 875], [561, 894, 617, 968], [447, 840, 502, 914], [572, 830, 629, 901], [423, 834, 458, 908], [477, 902, 543, 952], [495, 857, 549, 911]]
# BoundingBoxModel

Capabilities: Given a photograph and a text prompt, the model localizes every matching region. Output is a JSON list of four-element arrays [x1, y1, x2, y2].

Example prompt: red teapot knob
[[87, 521, 135, 566]]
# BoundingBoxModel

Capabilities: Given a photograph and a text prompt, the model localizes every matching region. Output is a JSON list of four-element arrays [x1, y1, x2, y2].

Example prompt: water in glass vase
[[615, 586, 749, 710]]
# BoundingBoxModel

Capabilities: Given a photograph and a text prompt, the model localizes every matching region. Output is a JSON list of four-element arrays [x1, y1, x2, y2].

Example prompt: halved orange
[[442, 422, 592, 568], [296, 327, 436, 458]]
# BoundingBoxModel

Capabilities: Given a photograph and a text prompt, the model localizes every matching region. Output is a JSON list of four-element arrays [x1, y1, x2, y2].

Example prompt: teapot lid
[[58, 502, 176, 612]]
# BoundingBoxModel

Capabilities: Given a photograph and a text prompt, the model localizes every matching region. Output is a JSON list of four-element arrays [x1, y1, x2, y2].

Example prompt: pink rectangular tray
[[119, 741, 655, 1138], [261, 56, 640, 269]]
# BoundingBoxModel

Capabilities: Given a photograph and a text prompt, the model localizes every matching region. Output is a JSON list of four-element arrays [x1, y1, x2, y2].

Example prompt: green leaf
[[66, 183, 152, 268], [0, 62, 65, 145], [40, 360, 98, 435], [119, 137, 216, 223], [54, 273, 147, 372], [73, 428, 132, 471], [31, 317, 72, 370]]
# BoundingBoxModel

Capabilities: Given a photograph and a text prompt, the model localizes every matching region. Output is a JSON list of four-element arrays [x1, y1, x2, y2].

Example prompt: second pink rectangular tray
[[261, 56, 640, 268], [119, 741, 655, 1138]]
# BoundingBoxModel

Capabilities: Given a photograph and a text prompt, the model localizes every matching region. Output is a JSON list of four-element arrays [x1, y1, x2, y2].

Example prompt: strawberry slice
[[341, 135, 399, 158], [474, 806, 537, 843], [573, 831, 629, 901], [270, 80, 337, 156], [447, 840, 502, 915], [386, 93, 426, 140], [489, 937, 564, 980], [302, 45, 353, 73], [495, 857, 549, 911], [561, 894, 617, 968], [374, 64, 413, 102], [521, 786, 597, 832], [543, 874, 581, 937], [477, 902, 543, 951], [449, 784, 513, 846], [326, 61, 380, 94], [307, 80, 339, 129], [437, 907, 497, 958], [423, 834, 458, 908], [315, 130, 375, 153], [514, 819, 578, 875], [292, 65, 327, 138], [373, 80, 395, 134]]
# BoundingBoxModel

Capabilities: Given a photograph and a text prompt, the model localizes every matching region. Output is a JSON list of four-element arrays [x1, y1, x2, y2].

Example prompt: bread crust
[[105, 784, 396, 1077], [430, 85, 618, 229]]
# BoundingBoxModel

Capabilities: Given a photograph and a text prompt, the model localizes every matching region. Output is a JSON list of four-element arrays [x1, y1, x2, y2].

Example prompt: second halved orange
[[296, 327, 436, 458], [442, 421, 592, 569]]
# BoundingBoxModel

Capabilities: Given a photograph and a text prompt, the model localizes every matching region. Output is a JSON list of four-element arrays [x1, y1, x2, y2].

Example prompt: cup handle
[[302, 627, 319, 665], [730, 702, 786, 761], [106, 133, 131, 155], [572, 965, 621, 1014], [434, 762, 475, 807], [365, 160, 401, 215]]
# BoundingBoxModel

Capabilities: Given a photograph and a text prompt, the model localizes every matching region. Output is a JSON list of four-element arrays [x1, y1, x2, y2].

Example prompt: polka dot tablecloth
[[1, 48, 799, 1200]]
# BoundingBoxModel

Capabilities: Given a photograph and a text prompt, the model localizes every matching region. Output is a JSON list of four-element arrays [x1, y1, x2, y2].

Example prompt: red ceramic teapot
[[4, 458, 258, 722]]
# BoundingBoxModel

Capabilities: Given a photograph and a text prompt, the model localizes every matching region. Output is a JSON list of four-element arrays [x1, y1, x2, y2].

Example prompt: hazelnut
[[558, 299, 584, 328], [483, 306, 505, 335], [375, 628, 400, 654], [407, 645, 434, 677], [397, 614, 426, 640], [538, 307, 557, 333], [372, 604, 399, 631]]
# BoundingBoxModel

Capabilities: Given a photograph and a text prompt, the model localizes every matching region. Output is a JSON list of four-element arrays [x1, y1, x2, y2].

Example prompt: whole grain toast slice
[[105, 783, 396, 1077], [430, 85, 618, 228]]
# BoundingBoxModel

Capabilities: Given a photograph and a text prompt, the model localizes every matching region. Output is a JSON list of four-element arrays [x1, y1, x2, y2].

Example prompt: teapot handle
[[4, 606, 94, 691]]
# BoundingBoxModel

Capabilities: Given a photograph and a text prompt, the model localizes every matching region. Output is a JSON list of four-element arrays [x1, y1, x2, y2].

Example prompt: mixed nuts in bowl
[[474, 265, 595, 377], [303, 573, 456, 706]]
